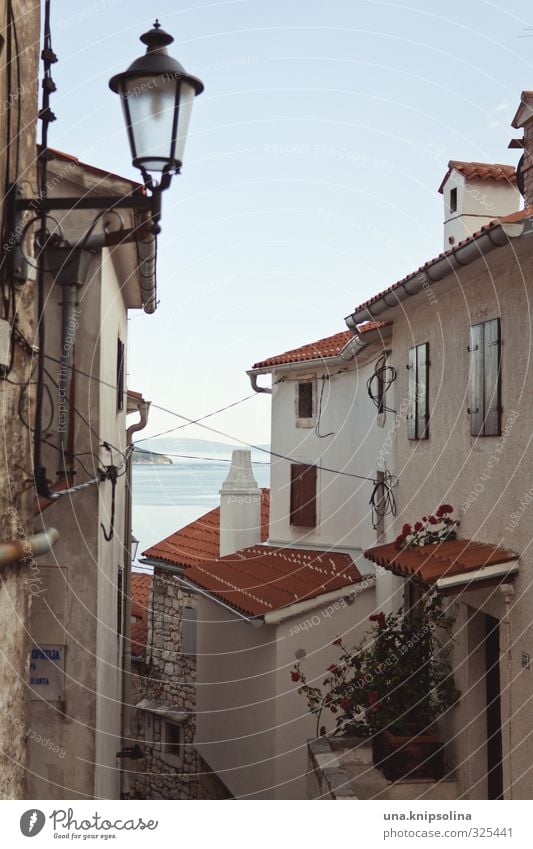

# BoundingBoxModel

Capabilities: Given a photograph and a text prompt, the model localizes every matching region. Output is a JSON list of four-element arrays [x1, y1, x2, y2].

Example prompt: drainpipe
[[500, 582, 515, 799], [121, 394, 150, 798], [0, 528, 59, 566]]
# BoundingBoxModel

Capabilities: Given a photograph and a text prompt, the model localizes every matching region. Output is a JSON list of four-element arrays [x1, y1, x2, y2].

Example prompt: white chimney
[[439, 160, 519, 250], [219, 449, 262, 557]]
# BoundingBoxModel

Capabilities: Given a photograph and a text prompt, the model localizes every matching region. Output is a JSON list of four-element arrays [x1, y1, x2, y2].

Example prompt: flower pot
[[374, 728, 444, 781]]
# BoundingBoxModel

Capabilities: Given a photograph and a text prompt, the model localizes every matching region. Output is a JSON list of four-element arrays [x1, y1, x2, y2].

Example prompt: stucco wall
[[388, 238, 533, 798]]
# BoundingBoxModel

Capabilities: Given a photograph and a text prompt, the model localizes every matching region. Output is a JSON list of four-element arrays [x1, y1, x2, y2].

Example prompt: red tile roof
[[142, 489, 270, 567], [183, 545, 364, 617], [439, 160, 517, 194], [131, 573, 152, 658], [364, 539, 517, 586], [350, 208, 533, 322], [252, 321, 390, 369]]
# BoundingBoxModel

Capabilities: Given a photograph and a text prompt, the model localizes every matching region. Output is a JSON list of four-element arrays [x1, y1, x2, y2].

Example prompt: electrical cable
[[369, 469, 398, 529], [314, 376, 334, 439], [366, 350, 396, 414]]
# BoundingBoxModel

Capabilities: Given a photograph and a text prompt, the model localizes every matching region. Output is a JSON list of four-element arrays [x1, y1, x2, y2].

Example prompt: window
[[116, 338, 125, 412], [407, 343, 429, 440], [468, 318, 501, 437], [290, 463, 317, 527], [298, 382, 313, 418], [450, 187, 458, 214], [162, 721, 183, 766], [182, 606, 197, 656]]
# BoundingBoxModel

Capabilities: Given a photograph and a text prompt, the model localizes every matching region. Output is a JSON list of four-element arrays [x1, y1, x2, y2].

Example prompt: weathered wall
[[0, 0, 40, 800], [389, 238, 533, 798]]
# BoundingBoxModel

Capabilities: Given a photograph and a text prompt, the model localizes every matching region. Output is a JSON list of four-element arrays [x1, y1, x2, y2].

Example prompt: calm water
[[132, 462, 270, 563]]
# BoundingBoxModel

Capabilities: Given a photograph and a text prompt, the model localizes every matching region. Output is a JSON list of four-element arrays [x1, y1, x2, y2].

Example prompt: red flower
[[330, 705, 337, 713], [428, 515, 438, 525], [395, 534, 406, 550], [320, 726, 326, 737], [291, 671, 301, 682], [402, 523, 412, 536], [327, 663, 338, 673], [414, 521, 423, 532], [437, 504, 453, 517], [369, 612, 386, 629], [339, 697, 351, 711], [422, 516, 427, 521], [368, 690, 379, 706], [332, 638, 342, 646]]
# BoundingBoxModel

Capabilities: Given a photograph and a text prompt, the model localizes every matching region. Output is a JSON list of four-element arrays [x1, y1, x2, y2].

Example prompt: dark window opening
[[450, 187, 458, 214], [182, 607, 197, 656], [163, 722, 182, 758], [407, 342, 429, 440], [468, 318, 501, 437], [290, 463, 317, 527], [298, 382, 314, 419], [116, 338, 125, 412]]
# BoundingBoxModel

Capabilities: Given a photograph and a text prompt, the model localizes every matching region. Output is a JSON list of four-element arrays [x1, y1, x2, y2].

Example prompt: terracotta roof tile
[[351, 208, 533, 320], [131, 573, 152, 658], [252, 321, 390, 369], [142, 489, 270, 567], [184, 545, 364, 617], [438, 160, 517, 194], [364, 539, 518, 586]]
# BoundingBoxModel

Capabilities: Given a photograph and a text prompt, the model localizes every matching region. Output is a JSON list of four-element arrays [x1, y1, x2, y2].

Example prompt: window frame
[[116, 337, 125, 412], [295, 378, 316, 428], [161, 720, 184, 767]]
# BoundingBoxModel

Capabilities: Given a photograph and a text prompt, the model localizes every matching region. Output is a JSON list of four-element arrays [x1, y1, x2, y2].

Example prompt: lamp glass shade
[[120, 74, 181, 174]]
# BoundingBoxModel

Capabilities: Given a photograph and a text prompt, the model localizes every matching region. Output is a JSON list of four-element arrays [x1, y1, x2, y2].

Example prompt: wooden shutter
[[116, 338, 125, 412], [483, 318, 501, 436], [182, 606, 197, 655], [407, 346, 417, 439], [290, 463, 317, 527], [416, 343, 429, 439], [468, 323, 484, 436]]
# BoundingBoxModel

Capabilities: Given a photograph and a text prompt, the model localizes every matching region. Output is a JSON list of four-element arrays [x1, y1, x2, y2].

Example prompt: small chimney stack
[[219, 449, 261, 557], [511, 91, 533, 207], [439, 160, 520, 250]]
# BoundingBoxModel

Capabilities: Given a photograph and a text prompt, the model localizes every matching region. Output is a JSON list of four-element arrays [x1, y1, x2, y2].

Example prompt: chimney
[[511, 91, 533, 207], [219, 449, 261, 557], [439, 160, 520, 250]]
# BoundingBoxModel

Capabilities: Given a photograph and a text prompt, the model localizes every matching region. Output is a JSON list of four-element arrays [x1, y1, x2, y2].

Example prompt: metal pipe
[[0, 528, 59, 567], [120, 395, 150, 799]]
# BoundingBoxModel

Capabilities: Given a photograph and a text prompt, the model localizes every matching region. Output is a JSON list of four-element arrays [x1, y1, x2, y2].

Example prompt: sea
[[132, 459, 270, 567]]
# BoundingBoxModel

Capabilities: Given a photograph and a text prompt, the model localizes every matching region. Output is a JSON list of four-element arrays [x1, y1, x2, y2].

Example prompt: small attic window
[[450, 187, 458, 214]]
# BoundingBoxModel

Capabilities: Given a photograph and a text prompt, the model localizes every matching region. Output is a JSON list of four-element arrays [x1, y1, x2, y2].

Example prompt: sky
[[48, 0, 533, 445]]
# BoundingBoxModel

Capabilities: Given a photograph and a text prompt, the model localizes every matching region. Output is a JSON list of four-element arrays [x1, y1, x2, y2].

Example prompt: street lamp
[[131, 534, 140, 564], [13, 21, 204, 235], [109, 20, 204, 189]]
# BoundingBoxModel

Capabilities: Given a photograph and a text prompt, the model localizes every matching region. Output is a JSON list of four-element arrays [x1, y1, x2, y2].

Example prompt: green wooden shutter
[[416, 343, 429, 439], [407, 346, 417, 440], [468, 323, 484, 436], [483, 318, 501, 436]]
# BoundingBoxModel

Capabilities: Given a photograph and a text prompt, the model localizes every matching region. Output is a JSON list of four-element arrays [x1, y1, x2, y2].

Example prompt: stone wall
[[0, 0, 40, 800]]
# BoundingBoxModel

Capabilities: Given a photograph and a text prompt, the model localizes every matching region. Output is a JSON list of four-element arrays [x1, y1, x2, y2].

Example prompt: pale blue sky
[[50, 0, 533, 444]]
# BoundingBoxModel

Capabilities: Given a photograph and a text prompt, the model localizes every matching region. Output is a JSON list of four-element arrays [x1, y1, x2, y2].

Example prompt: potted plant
[[292, 591, 460, 781]]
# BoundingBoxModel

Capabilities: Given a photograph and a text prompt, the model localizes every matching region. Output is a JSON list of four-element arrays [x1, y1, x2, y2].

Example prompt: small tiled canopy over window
[[290, 463, 317, 527], [468, 318, 501, 437], [408, 342, 429, 440]]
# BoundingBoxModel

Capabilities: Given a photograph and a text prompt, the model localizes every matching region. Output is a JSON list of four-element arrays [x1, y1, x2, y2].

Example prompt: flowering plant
[[395, 504, 459, 551], [291, 593, 459, 738]]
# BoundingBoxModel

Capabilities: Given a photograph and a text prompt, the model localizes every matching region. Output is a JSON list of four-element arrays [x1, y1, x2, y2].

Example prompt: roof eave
[[346, 219, 529, 328]]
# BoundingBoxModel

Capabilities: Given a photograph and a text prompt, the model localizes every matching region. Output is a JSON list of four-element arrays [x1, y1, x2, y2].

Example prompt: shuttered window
[[468, 318, 501, 437], [290, 463, 317, 527], [182, 606, 197, 656], [298, 382, 314, 419], [407, 342, 429, 440]]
